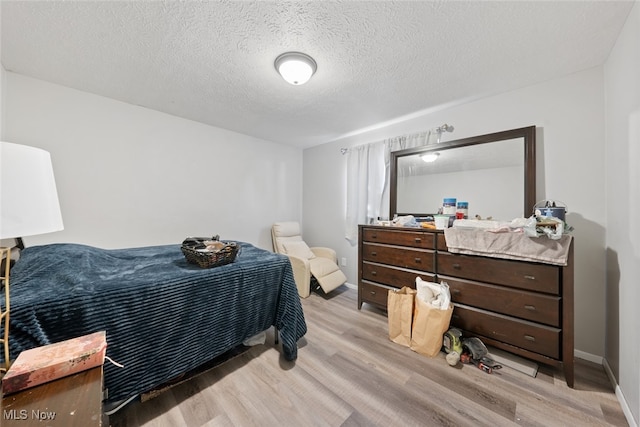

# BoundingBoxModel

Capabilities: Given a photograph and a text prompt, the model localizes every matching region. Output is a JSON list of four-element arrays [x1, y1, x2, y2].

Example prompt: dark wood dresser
[[358, 224, 574, 387]]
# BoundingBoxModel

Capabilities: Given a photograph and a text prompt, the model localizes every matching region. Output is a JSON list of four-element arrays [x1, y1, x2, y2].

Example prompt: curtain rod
[[340, 124, 453, 155]]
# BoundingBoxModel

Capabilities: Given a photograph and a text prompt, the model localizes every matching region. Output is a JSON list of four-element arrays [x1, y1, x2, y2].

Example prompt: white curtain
[[379, 132, 431, 217], [345, 131, 434, 246], [345, 142, 385, 245]]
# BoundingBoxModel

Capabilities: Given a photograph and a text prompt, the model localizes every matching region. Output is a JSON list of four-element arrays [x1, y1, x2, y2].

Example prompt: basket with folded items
[[181, 235, 239, 268]]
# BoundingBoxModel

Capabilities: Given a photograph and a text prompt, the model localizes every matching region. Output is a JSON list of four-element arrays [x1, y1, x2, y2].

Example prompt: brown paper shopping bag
[[410, 299, 454, 357], [387, 287, 417, 347]]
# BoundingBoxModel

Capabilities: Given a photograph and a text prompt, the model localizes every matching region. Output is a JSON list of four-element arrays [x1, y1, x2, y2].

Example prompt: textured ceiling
[[1, 1, 635, 148]]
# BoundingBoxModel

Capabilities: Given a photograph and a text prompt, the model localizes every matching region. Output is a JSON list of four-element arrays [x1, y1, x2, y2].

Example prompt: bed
[[1, 241, 307, 407]]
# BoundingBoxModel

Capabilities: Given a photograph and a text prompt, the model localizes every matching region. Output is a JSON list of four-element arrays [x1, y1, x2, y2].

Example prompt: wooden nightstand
[[1, 366, 103, 426]]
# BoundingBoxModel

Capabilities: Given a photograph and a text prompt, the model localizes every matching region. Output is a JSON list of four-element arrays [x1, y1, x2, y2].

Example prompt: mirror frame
[[389, 125, 536, 219]]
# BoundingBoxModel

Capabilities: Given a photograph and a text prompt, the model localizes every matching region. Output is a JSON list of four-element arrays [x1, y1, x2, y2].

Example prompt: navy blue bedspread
[[2, 242, 306, 404]]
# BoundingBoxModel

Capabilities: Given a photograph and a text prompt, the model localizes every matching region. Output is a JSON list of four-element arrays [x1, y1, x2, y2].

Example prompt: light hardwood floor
[[109, 286, 628, 427]]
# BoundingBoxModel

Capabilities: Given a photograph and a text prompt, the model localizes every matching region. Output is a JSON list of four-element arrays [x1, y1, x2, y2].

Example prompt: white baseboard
[[563, 351, 637, 427], [602, 357, 637, 427], [344, 281, 357, 290], [546, 350, 637, 427], [574, 349, 602, 364]]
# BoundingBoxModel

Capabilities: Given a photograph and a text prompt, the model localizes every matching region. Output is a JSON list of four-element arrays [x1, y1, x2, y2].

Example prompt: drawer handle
[[524, 275, 536, 280], [452, 263, 461, 270], [524, 304, 536, 311], [524, 335, 536, 342], [370, 291, 376, 296], [370, 271, 377, 276], [371, 251, 377, 256], [414, 237, 422, 243], [414, 257, 421, 263], [452, 314, 460, 320], [371, 234, 377, 239], [451, 289, 461, 295]]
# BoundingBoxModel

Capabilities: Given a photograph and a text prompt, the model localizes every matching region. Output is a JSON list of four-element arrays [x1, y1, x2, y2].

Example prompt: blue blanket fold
[[2, 242, 306, 404]]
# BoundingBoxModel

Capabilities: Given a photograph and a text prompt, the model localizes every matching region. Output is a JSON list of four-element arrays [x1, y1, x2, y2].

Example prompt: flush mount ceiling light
[[274, 52, 317, 85], [420, 152, 440, 163]]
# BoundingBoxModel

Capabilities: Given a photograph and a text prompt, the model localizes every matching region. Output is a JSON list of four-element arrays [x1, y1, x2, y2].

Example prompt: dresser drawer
[[436, 233, 448, 252], [362, 261, 435, 289], [359, 281, 392, 309], [451, 304, 560, 359], [362, 228, 435, 249], [363, 243, 435, 271], [438, 252, 560, 294], [443, 275, 561, 327]]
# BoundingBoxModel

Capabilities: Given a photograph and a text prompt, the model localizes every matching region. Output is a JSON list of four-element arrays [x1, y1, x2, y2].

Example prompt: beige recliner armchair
[[272, 222, 347, 298]]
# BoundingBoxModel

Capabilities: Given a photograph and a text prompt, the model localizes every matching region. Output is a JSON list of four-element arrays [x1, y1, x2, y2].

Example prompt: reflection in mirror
[[390, 126, 536, 220], [396, 138, 524, 220]]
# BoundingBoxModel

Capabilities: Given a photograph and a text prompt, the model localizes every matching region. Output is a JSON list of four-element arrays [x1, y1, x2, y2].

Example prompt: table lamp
[[0, 141, 64, 372]]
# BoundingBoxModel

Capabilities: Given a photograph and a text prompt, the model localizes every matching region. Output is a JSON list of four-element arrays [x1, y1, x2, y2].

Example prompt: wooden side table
[[1, 366, 103, 426]]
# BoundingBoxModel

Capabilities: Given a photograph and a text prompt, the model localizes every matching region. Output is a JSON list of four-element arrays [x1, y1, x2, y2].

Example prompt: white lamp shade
[[275, 52, 317, 85], [0, 142, 64, 239]]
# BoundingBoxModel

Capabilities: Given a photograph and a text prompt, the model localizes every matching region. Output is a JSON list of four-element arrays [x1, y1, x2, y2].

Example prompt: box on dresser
[[1, 331, 107, 395], [357, 224, 574, 387]]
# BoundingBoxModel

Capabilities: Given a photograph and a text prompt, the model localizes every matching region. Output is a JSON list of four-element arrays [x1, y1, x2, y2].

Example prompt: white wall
[[0, 65, 4, 139], [0, 4, 3, 139], [304, 67, 607, 360], [4, 73, 303, 250], [605, 2, 640, 424]]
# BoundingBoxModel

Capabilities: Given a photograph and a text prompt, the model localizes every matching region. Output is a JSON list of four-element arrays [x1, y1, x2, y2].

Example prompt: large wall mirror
[[390, 126, 536, 220]]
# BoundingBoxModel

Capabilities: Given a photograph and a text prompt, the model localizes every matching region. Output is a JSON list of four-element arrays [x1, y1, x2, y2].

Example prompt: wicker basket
[[181, 240, 239, 269]]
